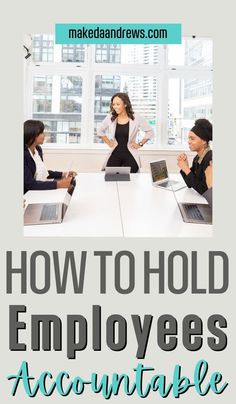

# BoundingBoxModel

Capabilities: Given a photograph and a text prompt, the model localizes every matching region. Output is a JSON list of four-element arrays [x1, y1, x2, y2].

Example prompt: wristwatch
[[138, 141, 144, 147]]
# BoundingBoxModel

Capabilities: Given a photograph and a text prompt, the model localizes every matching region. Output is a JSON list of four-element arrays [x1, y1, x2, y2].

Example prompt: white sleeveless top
[[29, 148, 49, 181]]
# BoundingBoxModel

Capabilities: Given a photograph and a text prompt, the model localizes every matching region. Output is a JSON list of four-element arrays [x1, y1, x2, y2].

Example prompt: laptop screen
[[62, 178, 76, 217], [150, 160, 168, 183]]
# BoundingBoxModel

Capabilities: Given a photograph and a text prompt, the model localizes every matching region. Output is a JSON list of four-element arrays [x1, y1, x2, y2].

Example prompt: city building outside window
[[25, 35, 213, 147]]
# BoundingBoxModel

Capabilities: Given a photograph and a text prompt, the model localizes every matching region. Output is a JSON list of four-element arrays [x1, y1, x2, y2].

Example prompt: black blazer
[[24, 145, 62, 194], [180, 149, 212, 195]]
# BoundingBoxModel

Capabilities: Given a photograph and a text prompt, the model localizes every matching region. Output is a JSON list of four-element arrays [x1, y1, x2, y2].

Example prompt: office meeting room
[[23, 33, 213, 238]]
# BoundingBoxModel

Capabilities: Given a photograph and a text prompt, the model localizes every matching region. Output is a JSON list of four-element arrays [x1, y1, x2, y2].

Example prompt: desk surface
[[24, 173, 212, 238], [117, 174, 212, 237]]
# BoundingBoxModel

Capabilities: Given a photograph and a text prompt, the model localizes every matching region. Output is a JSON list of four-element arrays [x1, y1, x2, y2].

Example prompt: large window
[[168, 77, 212, 144], [25, 35, 213, 147], [32, 75, 82, 144]]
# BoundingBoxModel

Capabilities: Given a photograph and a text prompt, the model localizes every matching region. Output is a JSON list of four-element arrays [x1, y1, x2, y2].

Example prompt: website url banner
[[55, 24, 181, 44]]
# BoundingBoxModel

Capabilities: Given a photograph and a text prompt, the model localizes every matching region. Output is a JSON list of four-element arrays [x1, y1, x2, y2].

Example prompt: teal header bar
[[55, 24, 181, 44]]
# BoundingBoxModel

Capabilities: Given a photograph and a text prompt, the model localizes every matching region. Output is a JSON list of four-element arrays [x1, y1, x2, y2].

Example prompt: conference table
[[24, 173, 213, 237]]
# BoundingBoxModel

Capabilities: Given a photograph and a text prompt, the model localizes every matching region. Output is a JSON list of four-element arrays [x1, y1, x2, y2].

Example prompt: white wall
[[42, 147, 194, 173]]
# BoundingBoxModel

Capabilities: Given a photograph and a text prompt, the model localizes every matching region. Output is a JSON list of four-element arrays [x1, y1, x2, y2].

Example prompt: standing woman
[[24, 120, 75, 194], [97, 92, 154, 172], [177, 118, 212, 195]]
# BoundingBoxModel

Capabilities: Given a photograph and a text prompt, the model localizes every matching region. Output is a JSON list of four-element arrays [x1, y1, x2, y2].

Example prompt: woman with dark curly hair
[[177, 118, 212, 195], [24, 120, 76, 194], [97, 92, 154, 173]]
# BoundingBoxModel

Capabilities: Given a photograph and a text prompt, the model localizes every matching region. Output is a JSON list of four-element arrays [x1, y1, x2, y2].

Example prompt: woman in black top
[[98, 92, 154, 173], [106, 120, 139, 172], [177, 119, 212, 195]]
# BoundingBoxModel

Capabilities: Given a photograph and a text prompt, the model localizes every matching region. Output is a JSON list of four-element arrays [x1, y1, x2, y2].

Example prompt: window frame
[[24, 37, 213, 150]]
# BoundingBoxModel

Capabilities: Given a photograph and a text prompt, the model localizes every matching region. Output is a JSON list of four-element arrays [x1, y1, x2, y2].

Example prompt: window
[[32, 75, 82, 144], [32, 35, 54, 63], [168, 77, 212, 144], [168, 39, 212, 67], [26, 36, 213, 147], [95, 44, 121, 63], [62, 45, 86, 63], [33, 76, 52, 112]]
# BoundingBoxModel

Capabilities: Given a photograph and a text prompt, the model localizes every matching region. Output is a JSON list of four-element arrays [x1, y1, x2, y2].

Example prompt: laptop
[[24, 178, 76, 225], [105, 166, 131, 181], [178, 202, 212, 224], [150, 160, 186, 191], [172, 187, 212, 224]]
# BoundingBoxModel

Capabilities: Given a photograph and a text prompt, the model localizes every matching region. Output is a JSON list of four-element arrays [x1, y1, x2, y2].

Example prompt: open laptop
[[105, 166, 131, 181], [150, 160, 186, 191], [24, 178, 76, 225], [172, 186, 212, 224]]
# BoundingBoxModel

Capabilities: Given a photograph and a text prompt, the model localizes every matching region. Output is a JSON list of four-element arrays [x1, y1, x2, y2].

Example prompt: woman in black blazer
[[24, 120, 75, 194], [177, 119, 212, 195]]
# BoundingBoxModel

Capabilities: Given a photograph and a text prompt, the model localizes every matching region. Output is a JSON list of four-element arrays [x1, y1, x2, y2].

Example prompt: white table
[[24, 173, 123, 237], [117, 174, 212, 237], [24, 173, 212, 237]]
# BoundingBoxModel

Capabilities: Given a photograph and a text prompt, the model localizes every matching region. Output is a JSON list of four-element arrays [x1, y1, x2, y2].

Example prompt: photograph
[[23, 33, 213, 237]]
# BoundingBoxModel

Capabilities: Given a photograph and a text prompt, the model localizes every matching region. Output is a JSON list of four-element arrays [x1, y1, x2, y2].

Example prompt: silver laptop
[[24, 179, 76, 225], [150, 160, 186, 191], [172, 186, 212, 224], [105, 166, 131, 181], [178, 202, 212, 224]]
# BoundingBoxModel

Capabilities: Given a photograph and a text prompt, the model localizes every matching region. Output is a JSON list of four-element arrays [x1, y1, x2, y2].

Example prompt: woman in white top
[[24, 120, 76, 194], [97, 92, 154, 172]]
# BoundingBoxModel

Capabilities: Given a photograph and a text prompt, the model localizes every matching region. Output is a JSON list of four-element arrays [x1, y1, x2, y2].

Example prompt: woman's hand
[[101, 135, 115, 148], [177, 153, 190, 174], [108, 139, 116, 148], [63, 171, 77, 178], [177, 153, 187, 162], [57, 177, 73, 189], [130, 142, 141, 149], [68, 170, 77, 177]]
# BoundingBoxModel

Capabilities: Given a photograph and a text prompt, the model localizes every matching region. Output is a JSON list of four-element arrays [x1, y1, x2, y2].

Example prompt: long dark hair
[[24, 120, 45, 147], [110, 92, 134, 122]]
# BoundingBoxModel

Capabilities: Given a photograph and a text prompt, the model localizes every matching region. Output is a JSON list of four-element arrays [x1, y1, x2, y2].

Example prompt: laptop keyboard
[[184, 204, 204, 220], [40, 204, 58, 221], [158, 181, 170, 188], [158, 180, 178, 188]]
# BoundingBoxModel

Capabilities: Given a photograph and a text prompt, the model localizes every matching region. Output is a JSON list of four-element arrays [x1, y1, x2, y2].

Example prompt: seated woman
[[97, 92, 154, 173], [24, 120, 76, 194], [177, 119, 212, 195]]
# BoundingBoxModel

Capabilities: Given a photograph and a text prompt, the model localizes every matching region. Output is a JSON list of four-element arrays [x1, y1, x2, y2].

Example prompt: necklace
[[117, 117, 129, 124]]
